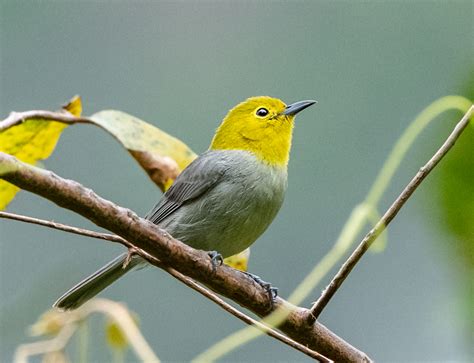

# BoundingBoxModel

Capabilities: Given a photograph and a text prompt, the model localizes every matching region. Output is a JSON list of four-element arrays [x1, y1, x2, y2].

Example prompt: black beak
[[282, 100, 317, 116]]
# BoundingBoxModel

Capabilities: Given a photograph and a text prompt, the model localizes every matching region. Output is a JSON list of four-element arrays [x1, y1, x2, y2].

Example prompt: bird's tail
[[53, 253, 140, 310]]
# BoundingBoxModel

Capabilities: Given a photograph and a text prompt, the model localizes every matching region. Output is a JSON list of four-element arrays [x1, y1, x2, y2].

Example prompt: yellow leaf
[[0, 96, 82, 210], [29, 309, 70, 337], [224, 248, 250, 272], [62, 95, 82, 117], [90, 110, 197, 191], [104, 312, 139, 351], [105, 319, 128, 350]]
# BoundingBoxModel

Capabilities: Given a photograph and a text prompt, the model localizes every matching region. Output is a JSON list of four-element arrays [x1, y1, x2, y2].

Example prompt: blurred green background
[[1, 1, 472, 362]]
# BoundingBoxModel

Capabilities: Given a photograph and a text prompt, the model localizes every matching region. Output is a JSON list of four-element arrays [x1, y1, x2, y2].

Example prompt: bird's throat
[[210, 125, 292, 167]]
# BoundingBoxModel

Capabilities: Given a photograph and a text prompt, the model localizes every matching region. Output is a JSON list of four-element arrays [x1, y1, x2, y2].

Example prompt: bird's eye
[[255, 108, 269, 117]]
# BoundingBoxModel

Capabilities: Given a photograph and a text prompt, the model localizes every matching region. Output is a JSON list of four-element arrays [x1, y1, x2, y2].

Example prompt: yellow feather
[[210, 96, 294, 167]]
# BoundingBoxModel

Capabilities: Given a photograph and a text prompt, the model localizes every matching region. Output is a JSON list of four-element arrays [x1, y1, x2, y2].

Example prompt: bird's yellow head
[[210, 96, 316, 167]]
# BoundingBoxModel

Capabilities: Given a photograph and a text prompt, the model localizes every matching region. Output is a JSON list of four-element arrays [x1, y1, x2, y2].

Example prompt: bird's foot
[[244, 272, 278, 303], [207, 251, 223, 272]]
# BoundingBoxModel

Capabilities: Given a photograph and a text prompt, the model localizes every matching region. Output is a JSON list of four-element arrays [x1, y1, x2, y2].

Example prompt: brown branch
[[0, 163, 367, 362], [0, 211, 331, 362], [0, 110, 93, 131], [307, 105, 474, 323]]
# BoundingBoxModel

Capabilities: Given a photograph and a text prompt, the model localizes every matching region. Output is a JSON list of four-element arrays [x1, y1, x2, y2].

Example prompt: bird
[[54, 96, 316, 310]]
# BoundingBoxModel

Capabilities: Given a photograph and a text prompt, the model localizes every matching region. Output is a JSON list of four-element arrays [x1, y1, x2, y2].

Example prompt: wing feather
[[144, 151, 227, 225]]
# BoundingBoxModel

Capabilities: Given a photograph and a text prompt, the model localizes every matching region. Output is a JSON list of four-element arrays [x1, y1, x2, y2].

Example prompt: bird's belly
[[161, 166, 286, 257]]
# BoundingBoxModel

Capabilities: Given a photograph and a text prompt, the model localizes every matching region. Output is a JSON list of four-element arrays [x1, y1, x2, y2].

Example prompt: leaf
[[436, 107, 474, 267], [425, 72, 474, 270], [105, 319, 129, 350], [90, 110, 197, 191], [0, 96, 82, 210], [223, 248, 250, 272], [29, 309, 68, 337], [104, 311, 139, 351], [29, 309, 69, 337]]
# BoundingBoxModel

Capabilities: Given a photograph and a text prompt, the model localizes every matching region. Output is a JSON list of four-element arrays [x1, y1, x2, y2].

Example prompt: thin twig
[[307, 104, 473, 323], [0, 110, 92, 131], [0, 211, 123, 242], [0, 211, 330, 362]]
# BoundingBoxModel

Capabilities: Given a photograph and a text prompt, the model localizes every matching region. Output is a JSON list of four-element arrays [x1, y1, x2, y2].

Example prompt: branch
[[0, 157, 368, 362], [0, 211, 123, 243], [0, 211, 331, 362], [307, 104, 473, 322], [0, 110, 92, 131]]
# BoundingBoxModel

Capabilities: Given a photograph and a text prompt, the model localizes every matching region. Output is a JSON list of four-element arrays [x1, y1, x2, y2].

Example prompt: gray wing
[[145, 150, 228, 224]]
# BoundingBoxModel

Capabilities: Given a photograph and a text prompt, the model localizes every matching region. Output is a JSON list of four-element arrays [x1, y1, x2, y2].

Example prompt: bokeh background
[[1, 1, 472, 362]]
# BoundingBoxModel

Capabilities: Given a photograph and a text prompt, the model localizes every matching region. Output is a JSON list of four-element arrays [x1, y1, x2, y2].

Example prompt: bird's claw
[[207, 251, 223, 272], [244, 272, 278, 303]]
